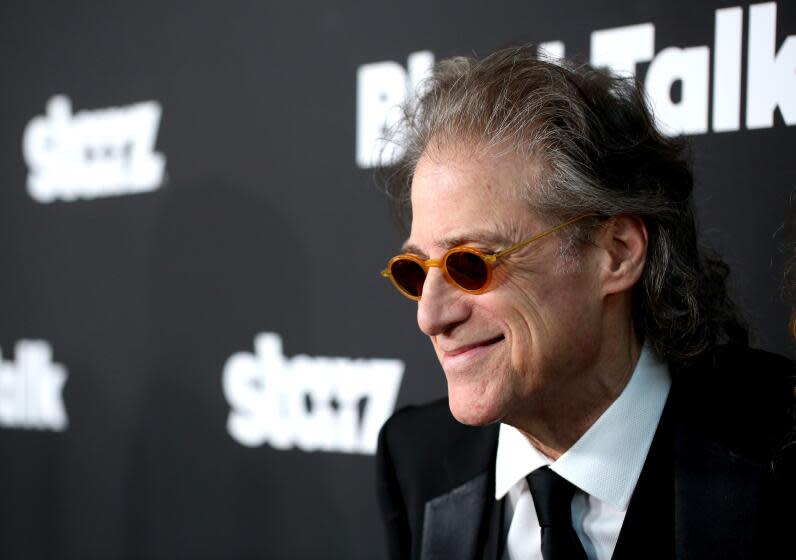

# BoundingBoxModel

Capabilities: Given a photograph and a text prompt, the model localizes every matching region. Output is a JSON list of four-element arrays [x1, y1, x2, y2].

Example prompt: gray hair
[[381, 45, 747, 367]]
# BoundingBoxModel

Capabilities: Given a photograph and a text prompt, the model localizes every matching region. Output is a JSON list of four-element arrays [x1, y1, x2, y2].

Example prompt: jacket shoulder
[[381, 398, 468, 452], [674, 344, 795, 459], [379, 398, 497, 484], [375, 398, 499, 559]]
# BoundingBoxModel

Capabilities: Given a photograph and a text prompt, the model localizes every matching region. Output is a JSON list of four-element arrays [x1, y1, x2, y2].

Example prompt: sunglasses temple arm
[[494, 214, 594, 260]]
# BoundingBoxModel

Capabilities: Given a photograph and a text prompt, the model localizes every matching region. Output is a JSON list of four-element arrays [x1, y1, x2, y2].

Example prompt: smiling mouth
[[444, 335, 505, 357]]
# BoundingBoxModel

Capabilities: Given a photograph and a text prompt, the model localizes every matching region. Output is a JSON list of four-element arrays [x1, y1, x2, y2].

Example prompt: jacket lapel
[[667, 351, 775, 560], [420, 472, 491, 560], [613, 368, 768, 560], [420, 424, 499, 560], [673, 421, 765, 560]]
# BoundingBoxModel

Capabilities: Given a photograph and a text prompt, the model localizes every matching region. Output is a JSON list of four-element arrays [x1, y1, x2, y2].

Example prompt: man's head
[[383, 45, 745, 355], [381, 46, 746, 433]]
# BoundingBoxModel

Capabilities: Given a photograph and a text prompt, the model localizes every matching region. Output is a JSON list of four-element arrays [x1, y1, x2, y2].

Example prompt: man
[[375, 46, 795, 559]]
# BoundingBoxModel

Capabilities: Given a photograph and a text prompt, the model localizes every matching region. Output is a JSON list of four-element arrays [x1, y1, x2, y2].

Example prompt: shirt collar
[[494, 343, 671, 511]]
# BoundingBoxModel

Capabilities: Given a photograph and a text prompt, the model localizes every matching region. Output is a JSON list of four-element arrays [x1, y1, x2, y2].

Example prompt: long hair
[[381, 45, 747, 367]]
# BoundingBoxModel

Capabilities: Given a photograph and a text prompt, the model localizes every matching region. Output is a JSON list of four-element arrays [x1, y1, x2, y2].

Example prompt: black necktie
[[526, 466, 587, 560]]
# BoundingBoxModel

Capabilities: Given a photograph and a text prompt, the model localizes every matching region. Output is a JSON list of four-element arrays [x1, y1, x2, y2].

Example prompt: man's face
[[405, 145, 607, 428]]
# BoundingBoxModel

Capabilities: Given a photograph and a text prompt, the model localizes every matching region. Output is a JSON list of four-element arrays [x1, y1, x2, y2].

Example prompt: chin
[[447, 385, 503, 427]]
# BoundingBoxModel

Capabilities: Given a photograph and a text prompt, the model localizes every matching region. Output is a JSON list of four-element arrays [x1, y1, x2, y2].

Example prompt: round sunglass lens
[[391, 259, 426, 298], [445, 251, 488, 290]]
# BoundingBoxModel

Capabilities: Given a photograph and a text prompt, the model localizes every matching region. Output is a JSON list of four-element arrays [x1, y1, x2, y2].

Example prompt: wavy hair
[[380, 45, 747, 367]]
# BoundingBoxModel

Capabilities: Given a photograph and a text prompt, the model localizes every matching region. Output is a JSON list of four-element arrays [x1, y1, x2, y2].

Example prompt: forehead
[[407, 146, 541, 252]]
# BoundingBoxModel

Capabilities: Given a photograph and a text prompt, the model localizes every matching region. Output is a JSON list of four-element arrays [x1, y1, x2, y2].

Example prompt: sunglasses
[[381, 215, 590, 300]]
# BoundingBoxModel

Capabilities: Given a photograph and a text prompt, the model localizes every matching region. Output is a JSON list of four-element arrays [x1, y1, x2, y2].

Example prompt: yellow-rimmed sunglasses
[[381, 215, 590, 301]]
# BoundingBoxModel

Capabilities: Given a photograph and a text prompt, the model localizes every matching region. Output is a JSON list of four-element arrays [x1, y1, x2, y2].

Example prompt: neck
[[511, 319, 642, 460]]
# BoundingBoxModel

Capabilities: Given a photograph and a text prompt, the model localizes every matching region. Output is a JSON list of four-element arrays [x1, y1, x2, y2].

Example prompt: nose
[[417, 268, 470, 336]]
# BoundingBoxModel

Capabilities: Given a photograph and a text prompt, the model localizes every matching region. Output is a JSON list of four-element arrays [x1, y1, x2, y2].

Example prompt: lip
[[441, 335, 504, 365]]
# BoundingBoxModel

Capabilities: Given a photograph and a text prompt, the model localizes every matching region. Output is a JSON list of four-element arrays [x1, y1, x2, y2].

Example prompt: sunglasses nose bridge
[[424, 258, 443, 270], [425, 258, 455, 293], [417, 257, 461, 305], [422, 258, 446, 290]]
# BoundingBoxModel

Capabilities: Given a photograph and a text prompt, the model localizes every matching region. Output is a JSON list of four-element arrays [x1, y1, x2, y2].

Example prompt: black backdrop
[[1, 1, 794, 558]]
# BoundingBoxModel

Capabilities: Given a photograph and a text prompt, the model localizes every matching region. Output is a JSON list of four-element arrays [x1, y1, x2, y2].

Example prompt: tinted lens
[[390, 258, 427, 297], [445, 250, 489, 290]]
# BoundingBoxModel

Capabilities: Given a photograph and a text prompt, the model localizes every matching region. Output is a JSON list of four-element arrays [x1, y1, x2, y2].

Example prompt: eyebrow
[[401, 229, 514, 257]]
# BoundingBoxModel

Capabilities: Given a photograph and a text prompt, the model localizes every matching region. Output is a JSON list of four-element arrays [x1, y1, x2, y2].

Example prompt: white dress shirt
[[494, 344, 671, 560]]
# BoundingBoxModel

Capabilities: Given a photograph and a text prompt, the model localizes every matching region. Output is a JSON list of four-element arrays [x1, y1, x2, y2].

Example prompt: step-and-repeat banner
[[1, 1, 794, 558]]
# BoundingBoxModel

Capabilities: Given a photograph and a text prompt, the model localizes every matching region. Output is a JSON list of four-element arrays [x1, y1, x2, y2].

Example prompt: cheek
[[478, 289, 544, 370], [501, 273, 596, 363], [500, 277, 550, 337]]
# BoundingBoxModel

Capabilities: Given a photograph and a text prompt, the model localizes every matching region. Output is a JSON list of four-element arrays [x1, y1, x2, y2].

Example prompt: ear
[[593, 215, 648, 297]]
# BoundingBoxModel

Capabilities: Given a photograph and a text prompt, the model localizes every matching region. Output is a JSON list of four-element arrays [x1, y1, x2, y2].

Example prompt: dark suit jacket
[[376, 345, 796, 559]]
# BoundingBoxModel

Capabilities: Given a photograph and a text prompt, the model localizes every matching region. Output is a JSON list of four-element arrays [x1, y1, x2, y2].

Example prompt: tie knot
[[526, 466, 576, 528]]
